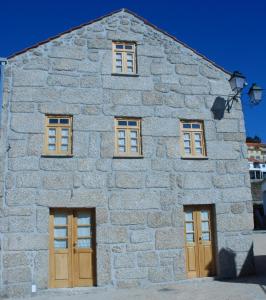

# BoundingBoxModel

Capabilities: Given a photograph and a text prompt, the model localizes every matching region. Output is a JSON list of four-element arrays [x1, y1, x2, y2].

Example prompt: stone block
[[40, 158, 77, 171], [183, 173, 212, 189], [96, 245, 112, 285], [222, 188, 252, 203], [13, 70, 47, 87], [7, 234, 49, 250], [51, 58, 78, 71], [127, 242, 154, 252], [97, 226, 128, 244], [42, 173, 73, 189], [146, 171, 170, 188], [49, 46, 86, 60], [71, 189, 107, 207], [114, 253, 136, 269], [27, 134, 43, 156], [207, 141, 240, 160], [38, 102, 80, 115], [115, 268, 147, 280], [61, 88, 103, 104], [8, 157, 39, 171], [130, 229, 153, 243], [8, 139, 27, 158], [142, 91, 164, 105], [23, 57, 50, 71], [11, 113, 44, 133], [108, 90, 142, 105], [3, 267, 31, 284], [199, 65, 222, 79], [109, 190, 160, 210], [115, 172, 145, 188], [148, 266, 173, 283], [3, 252, 29, 268], [37, 190, 72, 206], [16, 172, 41, 188], [147, 212, 172, 228], [8, 216, 34, 232], [74, 115, 113, 131], [82, 173, 106, 188], [6, 189, 37, 206], [101, 132, 115, 158], [34, 251, 49, 289], [102, 75, 153, 90], [216, 119, 239, 133], [116, 280, 140, 289], [47, 74, 79, 87], [217, 213, 253, 232], [213, 175, 244, 188], [110, 211, 146, 225], [96, 207, 109, 224], [137, 252, 158, 267], [142, 117, 179, 137], [37, 207, 49, 233], [80, 75, 101, 88], [10, 102, 35, 113], [112, 159, 150, 171], [155, 228, 183, 250], [175, 64, 198, 76]]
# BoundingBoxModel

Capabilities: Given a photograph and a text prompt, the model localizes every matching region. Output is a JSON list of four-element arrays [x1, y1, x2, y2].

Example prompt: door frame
[[49, 207, 97, 288], [184, 204, 216, 278]]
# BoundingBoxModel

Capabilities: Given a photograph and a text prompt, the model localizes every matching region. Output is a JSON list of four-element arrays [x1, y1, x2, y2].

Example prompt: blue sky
[[1, 0, 266, 140]]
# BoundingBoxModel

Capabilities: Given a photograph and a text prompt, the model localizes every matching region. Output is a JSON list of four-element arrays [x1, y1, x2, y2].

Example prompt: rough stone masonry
[[0, 8, 254, 298]]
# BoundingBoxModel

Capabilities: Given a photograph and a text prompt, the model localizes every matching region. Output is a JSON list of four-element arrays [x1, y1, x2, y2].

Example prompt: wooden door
[[184, 206, 215, 278], [49, 208, 96, 288]]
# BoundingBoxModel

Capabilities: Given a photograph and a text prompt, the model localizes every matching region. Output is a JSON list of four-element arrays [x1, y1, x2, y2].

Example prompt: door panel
[[49, 209, 96, 288], [184, 206, 215, 278]]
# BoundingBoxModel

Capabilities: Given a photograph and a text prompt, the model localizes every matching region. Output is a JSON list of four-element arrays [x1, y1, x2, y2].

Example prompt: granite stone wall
[[0, 9, 254, 297]]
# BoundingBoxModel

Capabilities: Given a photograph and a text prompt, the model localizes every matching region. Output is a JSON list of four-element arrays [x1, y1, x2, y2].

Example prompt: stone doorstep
[[32, 277, 216, 297]]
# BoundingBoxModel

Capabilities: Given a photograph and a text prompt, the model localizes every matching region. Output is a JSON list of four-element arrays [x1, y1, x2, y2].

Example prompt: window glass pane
[[61, 137, 68, 145], [184, 140, 190, 148], [61, 145, 68, 151], [183, 133, 190, 140], [115, 45, 123, 49], [125, 45, 133, 50], [54, 213, 67, 225], [116, 66, 123, 72], [48, 144, 56, 151], [118, 121, 127, 126], [131, 146, 137, 152], [183, 123, 191, 129], [49, 118, 59, 124], [78, 226, 90, 237], [119, 130, 126, 137], [185, 212, 193, 221], [201, 211, 209, 221], [119, 146, 126, 152], [48, 137, 56, 144], [192, 123, 201, 129], [78, 238, 91, 248], [194, 133, 201, 141], [130, 131, 137, 138], [118, 139, 125, 146], [60, 119, 69, 124], [116, 59, 122, 67], [185, 147, 191, 154], [77, 212, 91, 225], [54, 239, 67, 249], [128, 121, 137, 126], [49, 128, 56, 136], [202, 232, 210, 241], [127, 67, 133, 73], [195, 148, 203, 154], [54, 227, 67, 238], [186, 233, 194, 242], [185, 222, 194, 233], [201, 221, 209, 232], [127, 60, 133, 67], [61, 129, 69, 137], [195, 140, 202, 148], [131, 139, 137, 146]]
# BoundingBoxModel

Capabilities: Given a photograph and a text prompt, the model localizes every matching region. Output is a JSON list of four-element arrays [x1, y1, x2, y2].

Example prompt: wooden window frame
[[44, 115, 73, 156], [114, 117, 142, 157], [180, 120, 207, 158], [112, 41, 137, 75]]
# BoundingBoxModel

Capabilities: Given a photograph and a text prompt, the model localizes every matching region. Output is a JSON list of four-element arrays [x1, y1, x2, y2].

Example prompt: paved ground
[[14, 232, 266, 300]]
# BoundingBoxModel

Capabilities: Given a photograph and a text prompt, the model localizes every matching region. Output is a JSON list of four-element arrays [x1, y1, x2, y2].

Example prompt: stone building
[[0, 9, 254, 298]]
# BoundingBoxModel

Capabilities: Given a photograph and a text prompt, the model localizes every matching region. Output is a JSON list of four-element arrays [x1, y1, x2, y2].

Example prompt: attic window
[[112, 41, 136, 74]]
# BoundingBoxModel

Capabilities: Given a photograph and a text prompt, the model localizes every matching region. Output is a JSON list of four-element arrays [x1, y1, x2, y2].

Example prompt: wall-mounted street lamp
[[226, 71, 263, 112]]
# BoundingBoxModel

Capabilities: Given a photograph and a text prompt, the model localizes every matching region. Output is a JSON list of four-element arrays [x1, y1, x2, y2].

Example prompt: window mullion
[[126, 128, 130, 155], [56, 126, 61, 155]]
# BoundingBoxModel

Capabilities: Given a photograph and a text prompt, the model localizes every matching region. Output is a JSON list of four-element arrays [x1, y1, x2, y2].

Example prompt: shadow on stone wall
[[216, 245, 266, 294], [211, 97, 226, 120]]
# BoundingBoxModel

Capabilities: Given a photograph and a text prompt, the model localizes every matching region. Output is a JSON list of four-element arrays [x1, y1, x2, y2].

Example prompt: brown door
[[49, 208, 96, 288], [184, 205, 216, 278]]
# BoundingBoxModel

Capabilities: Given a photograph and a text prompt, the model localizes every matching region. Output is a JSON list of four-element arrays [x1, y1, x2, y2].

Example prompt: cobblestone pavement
[[13, 232, 266, 300]]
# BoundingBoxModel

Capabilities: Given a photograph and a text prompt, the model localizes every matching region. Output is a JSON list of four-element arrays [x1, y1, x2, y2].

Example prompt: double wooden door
[[184, 206, 216, 278], [49, 208, 96, 288]]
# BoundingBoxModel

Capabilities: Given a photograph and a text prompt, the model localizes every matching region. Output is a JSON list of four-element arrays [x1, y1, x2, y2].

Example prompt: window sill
[[111, 73, 139, 77], [41, 154, 73, 158], [181, 156, 208, 160], [113, 155, 144, 159]]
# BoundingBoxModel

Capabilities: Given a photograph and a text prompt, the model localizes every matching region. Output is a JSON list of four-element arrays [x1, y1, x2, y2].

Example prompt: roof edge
[[7, 8, 231, 75]]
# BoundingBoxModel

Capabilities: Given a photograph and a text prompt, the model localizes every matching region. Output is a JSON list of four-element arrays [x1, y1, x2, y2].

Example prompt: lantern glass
[[229, 71, 246, 92], [249, 84, 263, 104]]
